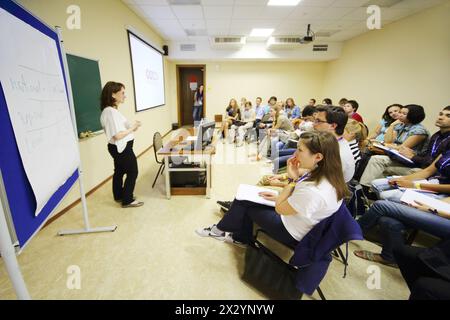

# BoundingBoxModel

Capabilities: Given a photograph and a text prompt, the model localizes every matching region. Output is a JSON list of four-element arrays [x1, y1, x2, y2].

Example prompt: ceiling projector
[[299, 24, 314, 44]]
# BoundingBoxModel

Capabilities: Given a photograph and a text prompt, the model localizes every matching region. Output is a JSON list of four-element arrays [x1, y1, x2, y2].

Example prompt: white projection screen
[[127, 31, 165, 112]]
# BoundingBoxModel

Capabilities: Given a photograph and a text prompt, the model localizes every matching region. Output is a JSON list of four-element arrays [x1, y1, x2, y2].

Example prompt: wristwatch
[[428, 208, 438, 215]]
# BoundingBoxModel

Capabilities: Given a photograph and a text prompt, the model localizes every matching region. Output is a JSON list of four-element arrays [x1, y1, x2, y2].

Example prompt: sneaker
[[217, 200, 232, 212], [195, 224, 226, 241], [122, 200, 144, 208], [223, 233, 247, 248]]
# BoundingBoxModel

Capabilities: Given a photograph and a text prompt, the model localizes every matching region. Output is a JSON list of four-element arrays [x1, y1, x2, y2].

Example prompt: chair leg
[[160, 164, 165, 175], [316, 286, 326, 301], [337, 247, 348, 266], [152, 164, 163, 188]]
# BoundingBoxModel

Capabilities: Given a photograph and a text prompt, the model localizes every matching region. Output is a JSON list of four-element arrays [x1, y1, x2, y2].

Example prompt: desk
[[157, 134, 216, 199]]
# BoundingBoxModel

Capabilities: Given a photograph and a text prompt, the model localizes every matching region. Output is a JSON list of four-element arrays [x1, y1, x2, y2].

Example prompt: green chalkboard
[[66, 54, 102, 137]]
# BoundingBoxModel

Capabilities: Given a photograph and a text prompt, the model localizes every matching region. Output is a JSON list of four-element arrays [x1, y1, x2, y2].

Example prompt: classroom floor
[[0, 130, 411, 300]]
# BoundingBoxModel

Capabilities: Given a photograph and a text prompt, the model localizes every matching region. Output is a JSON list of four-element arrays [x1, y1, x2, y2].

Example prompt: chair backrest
[[153, 132, 163, 162]]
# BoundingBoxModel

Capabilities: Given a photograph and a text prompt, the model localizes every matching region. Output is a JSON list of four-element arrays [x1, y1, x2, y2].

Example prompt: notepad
[[400, 189, 450, 213], [235, 184, 279, 207], [372, 143, 414, 165]]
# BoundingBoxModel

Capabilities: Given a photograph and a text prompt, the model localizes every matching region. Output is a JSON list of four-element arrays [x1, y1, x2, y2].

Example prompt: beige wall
[[18, 0, 172, 212], [322, 0, 450, 132], [166, 61, 327, 124]]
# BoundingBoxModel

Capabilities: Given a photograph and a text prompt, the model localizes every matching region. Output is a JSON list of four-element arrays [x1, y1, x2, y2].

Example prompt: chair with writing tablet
[[152, 132, 165, 188]]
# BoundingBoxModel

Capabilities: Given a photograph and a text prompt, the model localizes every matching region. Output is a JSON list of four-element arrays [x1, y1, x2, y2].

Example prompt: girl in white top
[[196, 131, 348, 246], [100, 81, 143, 208]]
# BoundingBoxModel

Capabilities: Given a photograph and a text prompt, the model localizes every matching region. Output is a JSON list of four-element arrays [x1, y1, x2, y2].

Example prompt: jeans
[[357, 200, 450, 262], [217, 199, 298, 247], [371, 178, 446, 203], [107, 140, 138, 205], [193, 105, 202, 123]]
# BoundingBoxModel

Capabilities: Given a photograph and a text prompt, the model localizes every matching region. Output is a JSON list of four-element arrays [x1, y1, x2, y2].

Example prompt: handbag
[[241, 237, 302, 300]]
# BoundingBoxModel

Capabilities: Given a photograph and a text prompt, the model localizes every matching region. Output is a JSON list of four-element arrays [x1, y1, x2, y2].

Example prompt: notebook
[[372, 143, 415, 165], [235, 184, 279, 207], [400, 189, 450, 213]]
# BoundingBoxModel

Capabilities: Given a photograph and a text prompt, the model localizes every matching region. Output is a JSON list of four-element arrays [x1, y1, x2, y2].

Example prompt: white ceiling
[[122, 0, 445, 42]]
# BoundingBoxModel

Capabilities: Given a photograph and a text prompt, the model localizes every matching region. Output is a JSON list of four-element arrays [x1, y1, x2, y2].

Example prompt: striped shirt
[[348, 139, 361, 167]]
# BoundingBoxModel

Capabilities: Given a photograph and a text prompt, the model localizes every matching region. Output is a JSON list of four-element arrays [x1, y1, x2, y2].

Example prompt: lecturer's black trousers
[[107, 140, 138, 206]]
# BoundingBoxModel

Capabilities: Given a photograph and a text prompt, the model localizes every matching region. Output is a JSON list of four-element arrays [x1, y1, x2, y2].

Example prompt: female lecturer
[[100, 81, 143, 208]]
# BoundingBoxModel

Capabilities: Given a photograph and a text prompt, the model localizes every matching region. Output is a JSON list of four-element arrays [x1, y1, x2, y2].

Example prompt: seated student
[[355, 106, 448, 184], [285, 98, 301, 120], [231, 101, 256, 147], [368, 104, 402, 142], [268, 106, 356, 182], [393, 240, 450, 300], [339, 98, 348, 108], [360, 104, 430, 187], [257, 103, 294, 160], [370, 150, 450, 202], [343, 119, 368, 169], [322, 98, 332, 106], [252, 97, 269, 142], [197, 131, 348, 249], [353, 194, 450, 267], [291, 106, 317, 136], [240, 97, 247, 110], [220, 98, 241, 143], [308, 98, 316, 107], [343, 100, 364, 123], [257, 96, 277, 131]]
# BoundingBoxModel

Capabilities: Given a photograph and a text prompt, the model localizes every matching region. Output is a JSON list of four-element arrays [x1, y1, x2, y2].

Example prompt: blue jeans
[[193, 105, 202, 123], [357, 200, 450, 262], [217, 199, 298, 247], [371, 178, 446, 203]]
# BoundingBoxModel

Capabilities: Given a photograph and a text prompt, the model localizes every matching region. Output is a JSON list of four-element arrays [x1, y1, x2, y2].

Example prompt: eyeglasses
[[314, 119, 328, 124]]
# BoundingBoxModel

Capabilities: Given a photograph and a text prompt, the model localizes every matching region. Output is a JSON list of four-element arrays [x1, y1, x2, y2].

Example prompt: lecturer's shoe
[[122, 200, 144, 208]]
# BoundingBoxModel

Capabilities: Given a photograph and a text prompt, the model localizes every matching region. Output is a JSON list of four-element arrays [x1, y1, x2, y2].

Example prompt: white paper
[[400, 189, 450, 213], [0, 8, 80, 216], [372, 143, 414, 164], [186, 136, 197, 141], [235, 184, 279, 207]]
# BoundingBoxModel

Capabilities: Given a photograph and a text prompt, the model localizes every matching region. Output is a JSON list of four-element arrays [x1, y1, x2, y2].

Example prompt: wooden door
[[177, 66, 204, 126]]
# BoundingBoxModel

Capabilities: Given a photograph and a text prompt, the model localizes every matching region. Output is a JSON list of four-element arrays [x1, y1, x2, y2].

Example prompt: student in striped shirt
[[343, 119, 368, 169]]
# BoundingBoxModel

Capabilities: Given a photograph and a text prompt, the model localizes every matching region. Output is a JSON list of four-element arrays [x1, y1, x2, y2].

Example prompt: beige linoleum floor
[[0, 131, 410, 300]]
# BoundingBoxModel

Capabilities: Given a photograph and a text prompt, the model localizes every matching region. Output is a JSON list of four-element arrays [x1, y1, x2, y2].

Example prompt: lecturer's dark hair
[[101, 81, 125, 110]]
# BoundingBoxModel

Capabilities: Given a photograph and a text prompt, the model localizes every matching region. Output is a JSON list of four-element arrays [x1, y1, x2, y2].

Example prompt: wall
[[18, 0, 172, 212], [321, 0, 450, 131], [166, 60, 327, 124]]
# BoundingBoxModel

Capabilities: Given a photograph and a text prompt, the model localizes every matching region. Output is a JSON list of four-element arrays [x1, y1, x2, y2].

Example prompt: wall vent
[[180, 44, 196, 51], [313, 44, 328, 52]]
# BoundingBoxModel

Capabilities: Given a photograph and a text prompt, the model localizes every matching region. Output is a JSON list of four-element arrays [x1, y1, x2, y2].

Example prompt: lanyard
[[432, 135, 450, 158], [439, 157, 450, 171], [337, 137, 344, 142], [295, 172, 311, 183]]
